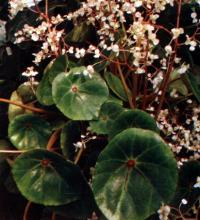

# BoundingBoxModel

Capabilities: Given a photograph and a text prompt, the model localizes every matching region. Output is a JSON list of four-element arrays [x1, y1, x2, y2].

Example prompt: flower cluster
[[11, 0, 200, 83], [9, 0, 42, 18], [14, 14, 64, 64], [9, 1, 200, 160], [157, 102, 200, 165]]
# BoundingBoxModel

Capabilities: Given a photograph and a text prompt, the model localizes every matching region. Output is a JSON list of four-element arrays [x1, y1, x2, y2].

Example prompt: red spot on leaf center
[[41, 159, 50, 167], [71, 85, 78, 93], [126, 159, 136, 168]]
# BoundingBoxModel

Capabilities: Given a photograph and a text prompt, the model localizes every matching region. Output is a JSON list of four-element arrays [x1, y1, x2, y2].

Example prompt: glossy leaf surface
[[12, 149, 88, 206], [93, 128, 178, 220], [52, 67, 109, 120], [8, 114, 52, 150], [89, 102, 124, 135], [108, 109, 159, 139], [104, 72, 130, 101]]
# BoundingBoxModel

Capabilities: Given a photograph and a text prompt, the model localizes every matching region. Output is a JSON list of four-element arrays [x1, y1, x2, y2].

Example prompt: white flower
[[94, 49, 100, 58], [134, 1, 143, 8], [158, 204, 171, 220], [9, 0, 42, 18], [111, 44, 119, 54], [22, 66, 38, 77], [31, 33, 39, 41], [193, 176, 200, 188], [73, 141, 83, 151], [68, 46, 74, 54], [165, 45, 173, 55], [75, 48, 86, 58], [171, 28, 184, 39], [181, 199, 188, 205], [87, 65, 94, 76], [191, 12, 197, 19]]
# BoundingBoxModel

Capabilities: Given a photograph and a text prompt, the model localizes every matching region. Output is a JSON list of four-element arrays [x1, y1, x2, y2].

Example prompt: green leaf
[[36, 71, 54, 106], [185, 65, 200, 102], [107, 94, 123, 105], [104, 72, 130, 101], [48, 55, 69, 83], [8, 114, 52, 150], [36, 55, 75, 106], [52, 67, 109, 120], [49, 184, 97, 219], [16, 83, 36, 103], [108, 109, 159, 139], [12, 149, 88, 206], [92, 128, 178, 220], [89, 102, 124, 135], [170, 161, 200, 213], [8, 84, 35, 121], [8, 91, 26, 121], [60, 121, 81, 160], [169, 80, 188, 96]]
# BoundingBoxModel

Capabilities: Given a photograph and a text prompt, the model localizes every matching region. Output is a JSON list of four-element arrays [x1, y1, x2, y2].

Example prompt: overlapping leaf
[[93, 128, 178, 220], [89, 102, 124, 135], [12, 149, 89, 206], [52, 67, 109, 120], [8, 114, 52, 150], [108, 109, 159, 139]]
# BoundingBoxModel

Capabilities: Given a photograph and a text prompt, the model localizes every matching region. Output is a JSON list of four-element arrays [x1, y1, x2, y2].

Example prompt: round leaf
[[93, 128, 178, 220], [52, 67, 109, 120], [108, 109, 159, 139], [12, 149, 88, 206], [8, 114, 52, 150], [89, 102, 124, 135]]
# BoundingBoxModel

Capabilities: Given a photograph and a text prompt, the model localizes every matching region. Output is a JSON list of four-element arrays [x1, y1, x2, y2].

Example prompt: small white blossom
[[171, 28, 184, 39], [94, 49, 100, 58], [73, 141, 84, 151], [158, 204, 171, 220], [22, 66, 38, 77], [193, 176, 200, 188], [165, 45, 173, 55], [111, 44, 119, 55], [181, 199, 188, 205]]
